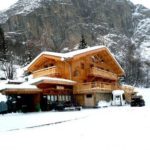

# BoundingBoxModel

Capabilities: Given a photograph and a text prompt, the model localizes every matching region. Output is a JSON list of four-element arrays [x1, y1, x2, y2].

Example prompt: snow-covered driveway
[[0, 110, 89, 132], [0, 107, 150, 150]]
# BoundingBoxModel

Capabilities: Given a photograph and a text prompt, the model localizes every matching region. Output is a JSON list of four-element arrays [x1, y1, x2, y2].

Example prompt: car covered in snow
[[131, 95, 145, 107]]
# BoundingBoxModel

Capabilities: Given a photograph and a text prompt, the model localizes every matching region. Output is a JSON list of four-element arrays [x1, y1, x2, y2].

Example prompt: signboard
[[56, 86, 64, 90]]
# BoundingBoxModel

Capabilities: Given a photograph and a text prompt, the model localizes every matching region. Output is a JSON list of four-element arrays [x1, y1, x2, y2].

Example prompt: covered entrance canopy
[[29, 77, 76, 86], [0, 83, 42, 112], [28, 77, 76, 94], [0, 83, 42, 95], [27, 77, 77, 111]]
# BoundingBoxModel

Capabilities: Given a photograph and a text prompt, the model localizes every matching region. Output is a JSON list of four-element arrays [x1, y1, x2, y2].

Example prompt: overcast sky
[[0, 0, 149, 11]]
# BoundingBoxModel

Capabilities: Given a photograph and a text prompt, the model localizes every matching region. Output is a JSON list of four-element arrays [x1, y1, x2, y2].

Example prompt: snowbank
[[0, 93, 7, 102], [97, 100, 111, 107]]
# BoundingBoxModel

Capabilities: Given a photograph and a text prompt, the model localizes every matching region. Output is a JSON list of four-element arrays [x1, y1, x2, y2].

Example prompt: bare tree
[[0, 26, 16, 79]]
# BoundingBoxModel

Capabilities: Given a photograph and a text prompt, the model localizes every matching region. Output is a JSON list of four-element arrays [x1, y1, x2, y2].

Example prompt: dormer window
[[44, 63, 54, 68], [49, 63, 54, 67]]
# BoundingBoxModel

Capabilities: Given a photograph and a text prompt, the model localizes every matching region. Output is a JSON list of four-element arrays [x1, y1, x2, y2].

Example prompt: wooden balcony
[[88, 67, 118, 81], [73, 82, 120, 94], [33, 66, 60, 78]]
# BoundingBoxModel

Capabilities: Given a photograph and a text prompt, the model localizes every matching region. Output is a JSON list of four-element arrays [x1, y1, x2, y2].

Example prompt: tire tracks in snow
[[7, 115, 88, 132]]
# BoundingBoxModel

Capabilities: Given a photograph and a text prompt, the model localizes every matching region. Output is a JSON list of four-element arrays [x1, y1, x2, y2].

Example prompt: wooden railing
[[33, 66, 59, 78], [89, 67, 118, 80], [73, 82, 120, 94]]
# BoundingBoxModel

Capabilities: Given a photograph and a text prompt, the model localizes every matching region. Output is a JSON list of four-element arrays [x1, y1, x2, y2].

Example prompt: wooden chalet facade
[[0, 46, 134, 112]]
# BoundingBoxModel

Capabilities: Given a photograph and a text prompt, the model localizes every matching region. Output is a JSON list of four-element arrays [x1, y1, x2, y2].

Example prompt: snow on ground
[[0, 107, 150, 150], [0, 88, 149, 150]]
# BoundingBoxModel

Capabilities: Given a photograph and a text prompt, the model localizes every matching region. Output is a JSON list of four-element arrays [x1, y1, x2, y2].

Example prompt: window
[[86, 94, 92, 98], [90, 64, 94, 68], [44, 65, 48, 68], [58, 95, 62, 101], [62, 95, 66, 101], [44, 63, 54, 68], [66, 95, 69, 101], [47, 95, 50, 101], [68, 95, 71, 101], [51, 95, 55, 101], [47, 95, 51, 104], [55, 95, 58, 101]]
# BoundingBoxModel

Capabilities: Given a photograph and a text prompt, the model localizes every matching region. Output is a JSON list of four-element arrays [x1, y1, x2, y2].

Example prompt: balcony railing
[[73, 82, 120, 94], [88, 67, 118, 80], [33, 66, 60, 78]]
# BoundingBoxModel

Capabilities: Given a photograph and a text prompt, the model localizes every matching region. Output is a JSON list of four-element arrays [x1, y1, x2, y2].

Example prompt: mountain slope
[[0, 0, 149, 86]]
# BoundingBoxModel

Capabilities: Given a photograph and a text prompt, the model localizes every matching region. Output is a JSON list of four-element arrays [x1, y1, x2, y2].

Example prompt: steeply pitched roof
[[24, 46, 105, 70], [24, 45, 124, 75]]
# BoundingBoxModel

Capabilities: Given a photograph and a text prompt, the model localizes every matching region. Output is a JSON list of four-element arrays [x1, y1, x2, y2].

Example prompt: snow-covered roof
[[63, 45, 105, 58], [112, 90, 124, 95], [28, 77, 76, 85], [0, 82, 39, 91], [25, 45, 106, 70], [0, 77, 76, 94]]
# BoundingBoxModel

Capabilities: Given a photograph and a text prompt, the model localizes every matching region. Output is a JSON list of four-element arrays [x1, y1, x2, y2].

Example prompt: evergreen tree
[[22, 40, 36, 66], [0, 26, 7, 61], [79, 34, 88, 49]]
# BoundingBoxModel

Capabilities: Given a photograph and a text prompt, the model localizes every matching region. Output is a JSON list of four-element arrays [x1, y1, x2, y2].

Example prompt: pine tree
[[79, 34, 88, 49], [22, 40, 35, 66]]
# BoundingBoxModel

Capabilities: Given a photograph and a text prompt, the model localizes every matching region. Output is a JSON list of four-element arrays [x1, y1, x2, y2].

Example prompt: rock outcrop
[[0, 0, 149, 86]]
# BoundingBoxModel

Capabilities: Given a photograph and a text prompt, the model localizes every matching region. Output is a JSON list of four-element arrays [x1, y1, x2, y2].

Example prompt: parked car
[[131, 95, 145, 107], [54, 101, 81, 111]]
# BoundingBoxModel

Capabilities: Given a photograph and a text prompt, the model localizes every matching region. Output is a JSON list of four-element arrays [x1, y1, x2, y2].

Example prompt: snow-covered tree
[[21, 40, 38, 66]]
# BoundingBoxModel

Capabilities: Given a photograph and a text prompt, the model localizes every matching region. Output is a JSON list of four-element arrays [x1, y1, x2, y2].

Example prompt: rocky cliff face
[[0, 0, 150, 86], [0, 0, 134, 50]]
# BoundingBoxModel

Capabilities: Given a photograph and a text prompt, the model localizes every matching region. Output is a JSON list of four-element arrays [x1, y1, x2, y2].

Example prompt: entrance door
[[84, 94, 94, 107]]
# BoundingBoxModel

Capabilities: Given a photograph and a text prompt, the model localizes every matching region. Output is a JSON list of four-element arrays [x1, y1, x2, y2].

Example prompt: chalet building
[[0, 46, 134, 112]]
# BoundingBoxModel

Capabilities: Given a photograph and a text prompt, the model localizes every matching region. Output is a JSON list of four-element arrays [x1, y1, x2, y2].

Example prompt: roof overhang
[[26, 54, 62, 72], [29, 77, 76, 86], [0, 82, 42, 95], [25, 45, 125, 76], [1, 88, 42, 95], [68, 47, 125, 76]]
